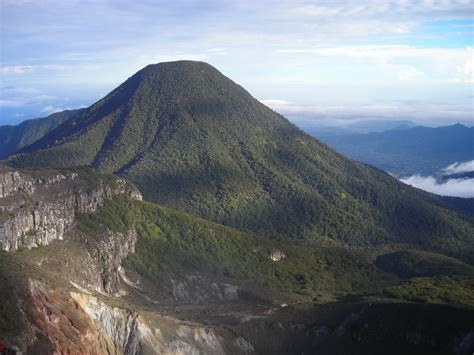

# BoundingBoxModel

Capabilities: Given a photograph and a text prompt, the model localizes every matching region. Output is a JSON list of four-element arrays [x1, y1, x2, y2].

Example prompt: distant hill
[[440, 170, 474, 182], [301, 119, 418, 136], [7, 61, 474, 262], [310, 124, 474, 176], [344, 119, 417, 133], [0, 109, 83, 159]]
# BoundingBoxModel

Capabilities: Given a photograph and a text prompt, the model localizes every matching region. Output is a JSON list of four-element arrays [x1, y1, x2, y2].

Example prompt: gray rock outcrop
[[0, 165, 141, 251]]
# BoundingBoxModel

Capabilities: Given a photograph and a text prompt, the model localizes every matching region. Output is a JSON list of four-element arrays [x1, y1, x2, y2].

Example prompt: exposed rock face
[[257, 247, 286, 262], [27, 280, 103, 354], [0, 165, 141, 251], [72, 292, 140, 354], [78, 228, 138, 295], [23, 281, 255, 355], [72, 292, 255, 355], [169, 277, 241, 302]]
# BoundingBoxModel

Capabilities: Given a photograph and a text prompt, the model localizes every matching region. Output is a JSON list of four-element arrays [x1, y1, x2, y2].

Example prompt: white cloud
[[401, 160, 474, 198], [0, 99, 27, 108], [455, 56, 474, 83], [0, 66, 34, 74], [285, 1, 474, 26], [401, 175, 474, 198], [0, 85, 92, 124], [0, 64, 81, 75], [277, 45, 473, 83], [0, 86, 58, 110], [442, 160, 474, 175], [379, 62, 424, 81], [261, 99, 293, 106], [2, 87, 39, 94], [40, 105, 65, 114]]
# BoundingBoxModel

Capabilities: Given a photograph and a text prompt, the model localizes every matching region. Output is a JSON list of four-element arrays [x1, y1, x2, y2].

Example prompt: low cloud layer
[[401, 161, 474, 198], [0, 86, 90, 125], [260, 99, 474, 126]]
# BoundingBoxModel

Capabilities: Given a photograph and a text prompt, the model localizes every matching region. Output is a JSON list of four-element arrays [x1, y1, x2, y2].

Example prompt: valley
[[308, 123, 474, 178]]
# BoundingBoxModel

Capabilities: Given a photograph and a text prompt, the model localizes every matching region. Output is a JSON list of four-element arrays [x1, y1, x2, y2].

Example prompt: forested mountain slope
[[8, 61, 474, 262]]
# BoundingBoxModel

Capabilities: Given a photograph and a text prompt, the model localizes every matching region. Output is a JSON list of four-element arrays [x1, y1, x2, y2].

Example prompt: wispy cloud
[[0, 66, 34, 74], [0, 64, 73, 73], [0, 87, 57, 108], [442, 160, 474, 175], [277, 46, 473, 83], [0, 86, 87, 124], [40, 105, 66, 114]]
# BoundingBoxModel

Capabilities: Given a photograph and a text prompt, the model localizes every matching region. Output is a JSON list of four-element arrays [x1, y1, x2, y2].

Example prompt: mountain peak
[[142, 59, 216, 70], [13, 60, 290, 177], [449, 123, 467, 129], [136, 60, 230, 86]]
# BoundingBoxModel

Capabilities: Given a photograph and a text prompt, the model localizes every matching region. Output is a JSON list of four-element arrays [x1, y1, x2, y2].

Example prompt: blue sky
[[1, 0, 473, 126]]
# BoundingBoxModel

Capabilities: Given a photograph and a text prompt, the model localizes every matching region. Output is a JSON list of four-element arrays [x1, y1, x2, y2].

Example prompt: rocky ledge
[[0, 164, 142, 251]]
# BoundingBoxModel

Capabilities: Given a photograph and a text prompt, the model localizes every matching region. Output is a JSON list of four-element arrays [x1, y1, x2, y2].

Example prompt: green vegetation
[[8, 61, 474, 264], [383, 275, 474, 307], [77, 194, 474, 307], [79, 196, 396, 298], [24, 229, 37, 237], [0, 211, 12, 224], [375, 250, 474, 279], [0, 254, 31, 347], [373, 250, 474, 308], [69, 166, 121, 190]]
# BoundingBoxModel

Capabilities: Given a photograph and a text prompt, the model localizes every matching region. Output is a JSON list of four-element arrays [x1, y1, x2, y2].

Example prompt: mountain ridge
[[0, 108, 83, 159]]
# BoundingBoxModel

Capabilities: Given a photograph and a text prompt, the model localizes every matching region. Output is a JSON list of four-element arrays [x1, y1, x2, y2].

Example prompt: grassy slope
[[375, 250, 474, 279], [375, 250, 474, 307], [78, 195, 474, 307], [78, 196, 396, 298], [7, 62, 474, 264]]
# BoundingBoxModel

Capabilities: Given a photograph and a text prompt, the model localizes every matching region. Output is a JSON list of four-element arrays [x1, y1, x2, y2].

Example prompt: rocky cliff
[[0, 164, 141, 251], [78, 228, 139, 295], [19, 279, 255, 354]]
